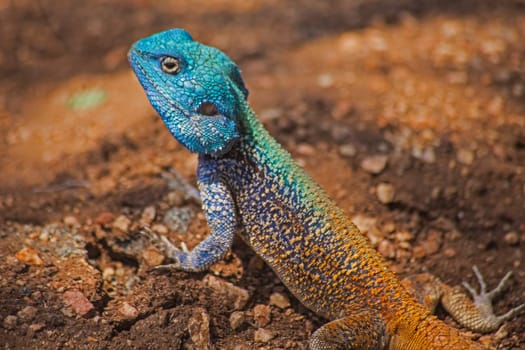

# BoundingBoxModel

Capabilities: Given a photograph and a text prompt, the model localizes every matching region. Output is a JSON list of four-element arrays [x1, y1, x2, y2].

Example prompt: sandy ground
[[0, 1, 524, 349]]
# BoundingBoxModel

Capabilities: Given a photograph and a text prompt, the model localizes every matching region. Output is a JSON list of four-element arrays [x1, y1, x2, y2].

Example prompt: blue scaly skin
[[128, 29, 523, 349]]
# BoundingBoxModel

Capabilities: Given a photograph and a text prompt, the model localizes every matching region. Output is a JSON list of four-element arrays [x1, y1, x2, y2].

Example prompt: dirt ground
[[1, 0, 525, 349]]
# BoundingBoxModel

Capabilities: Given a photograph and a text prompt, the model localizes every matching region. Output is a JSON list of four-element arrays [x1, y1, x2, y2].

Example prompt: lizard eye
[[160, 56, 180, 74]]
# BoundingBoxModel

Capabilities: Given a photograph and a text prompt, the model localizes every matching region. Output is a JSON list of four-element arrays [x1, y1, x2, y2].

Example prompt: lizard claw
[[140, 226, 188, 266]]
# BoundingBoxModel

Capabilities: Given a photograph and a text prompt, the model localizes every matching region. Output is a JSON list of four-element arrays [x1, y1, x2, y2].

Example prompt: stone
[[253, 304, 271, 327], [269, 292, 291, 309], [376, 183, 395, 204], [254, 328, 275, 343], [360, 155, 388, 174]]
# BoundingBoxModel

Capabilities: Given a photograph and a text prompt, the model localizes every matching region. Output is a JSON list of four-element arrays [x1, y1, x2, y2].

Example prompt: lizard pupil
[[161, 56, 180, 74]]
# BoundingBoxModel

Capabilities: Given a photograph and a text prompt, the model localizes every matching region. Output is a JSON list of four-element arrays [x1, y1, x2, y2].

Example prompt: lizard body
[[128, 29, 523, 350]]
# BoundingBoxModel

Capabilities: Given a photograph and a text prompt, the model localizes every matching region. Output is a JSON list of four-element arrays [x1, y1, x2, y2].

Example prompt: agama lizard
[[128, 29, 524, 349]]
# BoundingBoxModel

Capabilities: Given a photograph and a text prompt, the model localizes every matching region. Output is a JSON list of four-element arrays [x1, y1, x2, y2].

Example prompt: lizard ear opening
[[231, 66, 249, 100]]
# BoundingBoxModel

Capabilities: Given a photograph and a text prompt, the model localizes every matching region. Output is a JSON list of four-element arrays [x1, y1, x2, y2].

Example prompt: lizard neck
[[235, 98, 328, 202]]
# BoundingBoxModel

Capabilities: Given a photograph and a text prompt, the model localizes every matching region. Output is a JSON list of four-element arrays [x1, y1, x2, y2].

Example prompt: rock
[[102, 267, 115, 280], [3, 315, 17, 330], [360, 155, 388, 174], [140, 206, 156, 225], [413, 233, 442, 259], [269, 292, 291, 309], [95, 212, 114, 226], [112, 215, 131, 232], [163, 207, 195, 234], [253, 304, 271, 327], [248, 256, 265, 271], [443, 247, 457, 257], [376, 183, 395, 204], [318, 73, 334, 88], [377, 240, 396, 259], [202, 275, 249, 310], [15, 247, 43, 266], [151, 224, 168, 235], [259, 108, 283, 122], [62, 290, 95, 317], [456, 148, 474, 165], [394, 231, 414, 243], [63, 216, 79, 226], [338, 144, 356, 157], [210, 252, 244, 279], [188, 308, 211, 350], [166, 191, 185, 207], [142, 247, 165, 267], [17, 306, 37, 322], [503, 231, 519, 246], [119, 302, 138, 319], [351, 215, 377, 233], [254, 328, 275, 343], [229, 311, 245, 330], [296, 143, 316, 157], [28, 323, 45, 333]]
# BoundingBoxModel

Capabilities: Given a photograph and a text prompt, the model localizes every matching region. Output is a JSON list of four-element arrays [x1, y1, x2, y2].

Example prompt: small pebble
[[188, 308, 211, 350], [28, 323, 45, 333], [151, 224, 168, 235], [229, 311, 245, 330], [457, 148, 474, 165], [269, 292, 291, 309], [140, 206, 156, 225], [360, 155, 388, 174], [163, 207, 194, 233], [210, 253, 244, 279], [503, 231, 519, 246], [166, 191, 185, 206], [318, 73, 334, 88], [443, 247, 457, 257], [17, 306, 37, 321], [296, 143, 316, 157], [377, 240, 396, 259], [253, 304, 271, 327], [202, 275, 249, 310], [95, 212, 115, 226], [15, 247, 43, 266], [63, 216, 79, 225], [142, 247, 165, 267], [102, 267, 115, 280], [119, 302, 138, 319], [62, 290, 94, 317], [376, 183, 395, 204], [394, 231, 414, 242], [3, 315, 17, 330], [339, 144, 356, 158], [112, 215, 131, 232], [254, 328, 275, 343]]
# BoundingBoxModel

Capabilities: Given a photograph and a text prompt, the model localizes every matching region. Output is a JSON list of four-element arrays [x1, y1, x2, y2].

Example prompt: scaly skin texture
[[128, 29, 522, 349]]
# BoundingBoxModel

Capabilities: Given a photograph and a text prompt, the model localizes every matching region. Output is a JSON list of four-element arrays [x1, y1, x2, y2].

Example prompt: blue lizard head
[[128, 29, 249, 157]]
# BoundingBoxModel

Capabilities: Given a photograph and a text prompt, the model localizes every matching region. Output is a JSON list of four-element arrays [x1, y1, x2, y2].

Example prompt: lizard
[[127, 28, 524, 349]]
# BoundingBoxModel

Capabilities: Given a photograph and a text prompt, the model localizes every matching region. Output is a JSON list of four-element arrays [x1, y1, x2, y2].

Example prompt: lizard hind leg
[[308, 311, 387, 350]]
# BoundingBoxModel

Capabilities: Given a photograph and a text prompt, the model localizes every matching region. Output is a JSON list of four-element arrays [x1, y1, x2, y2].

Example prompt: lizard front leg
[[149, 164, 236, 272]]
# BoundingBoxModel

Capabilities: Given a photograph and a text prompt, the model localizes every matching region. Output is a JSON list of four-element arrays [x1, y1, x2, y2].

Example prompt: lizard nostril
[[197, 102, 219, 116]]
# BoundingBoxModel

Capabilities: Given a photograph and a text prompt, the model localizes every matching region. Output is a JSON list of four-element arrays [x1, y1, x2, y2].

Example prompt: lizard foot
[[463, 266, 525, 329], [444, 265, 525, 333]]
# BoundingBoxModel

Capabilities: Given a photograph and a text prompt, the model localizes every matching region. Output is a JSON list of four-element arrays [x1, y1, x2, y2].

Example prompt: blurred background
[[0, 1, 524, 348]]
